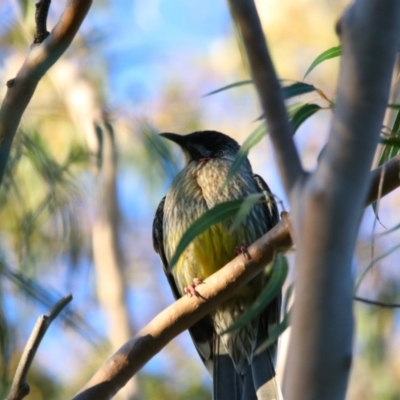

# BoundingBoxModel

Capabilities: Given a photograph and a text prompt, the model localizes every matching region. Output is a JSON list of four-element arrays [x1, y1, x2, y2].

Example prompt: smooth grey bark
[[228, 1, 400, 399]]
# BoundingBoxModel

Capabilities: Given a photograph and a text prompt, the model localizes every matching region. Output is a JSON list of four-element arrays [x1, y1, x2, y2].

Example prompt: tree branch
[[228, 0, 304, 195], [0, 0, 92, 185], [33, 0, 51, 44], [367, 154, 400, 205], [73, 155, 400, 400], [283, 2, 400, 400], [6, 295, 73, 400]]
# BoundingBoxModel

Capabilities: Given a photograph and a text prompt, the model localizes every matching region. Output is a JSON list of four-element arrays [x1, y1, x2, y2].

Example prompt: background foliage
[[1, 0, 400, 398]]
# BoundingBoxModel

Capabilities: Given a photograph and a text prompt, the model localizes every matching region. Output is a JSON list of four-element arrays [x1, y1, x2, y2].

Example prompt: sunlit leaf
[[169, 195, 264, 268], [354, 243, 400, 293], [224, 254, 288, 333], [303, 46, 342, 79], [291, 104, 321, 133], [204, 80, 253, 96]]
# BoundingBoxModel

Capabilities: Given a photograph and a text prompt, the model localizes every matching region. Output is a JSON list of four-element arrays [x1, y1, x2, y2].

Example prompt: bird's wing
[[152, 196, 214, 372], [253, 174, 280, 228], [252, 174, 283, 400], [153, 185, 283, 399], [253, 172, 282, 337]]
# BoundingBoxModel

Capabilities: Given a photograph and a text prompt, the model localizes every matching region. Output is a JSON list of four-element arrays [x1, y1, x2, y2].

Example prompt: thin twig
[[228, 0, 304, 194], [354, 296, 400, 308], [6, 295, 73, 400], [366, 155, 400, 204], [33, 0, 51, 44]]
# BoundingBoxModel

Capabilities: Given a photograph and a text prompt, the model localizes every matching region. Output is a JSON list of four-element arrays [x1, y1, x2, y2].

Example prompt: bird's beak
[[160, 132, 185, 147], [160, 132, 210, 162]]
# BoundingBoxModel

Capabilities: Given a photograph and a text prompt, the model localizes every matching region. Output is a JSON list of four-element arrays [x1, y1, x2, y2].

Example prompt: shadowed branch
[[33, 0, 51, 44], [6, 295, 73, 400]]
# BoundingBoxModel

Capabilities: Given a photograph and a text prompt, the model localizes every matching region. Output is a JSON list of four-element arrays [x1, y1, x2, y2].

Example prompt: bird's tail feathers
[[213, 334, 283, 400]]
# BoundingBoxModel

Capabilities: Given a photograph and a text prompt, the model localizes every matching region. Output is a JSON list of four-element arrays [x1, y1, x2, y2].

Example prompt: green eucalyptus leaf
[[291, 104, 321, 133], [204, 80, 253, 96], [283, 283, 294, 314], [229, 193, 264, 232], [376, 222, 400, 237], [223, 124, 267, 187], [282, 82, 316, 99], [225, 102, 314, 188], [303, 46, 342, 79], [255, 308, 291, 354], [380, 137, 400, 147], [169, 195, 263, 268], [205, 80, 316, 100], [224, 254, 288, 334], [374, 110, 400, 214]]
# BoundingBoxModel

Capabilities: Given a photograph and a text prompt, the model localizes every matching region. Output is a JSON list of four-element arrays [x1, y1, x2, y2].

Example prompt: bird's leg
[[184, 278, 203, 297], [235, 240, 251, 260]]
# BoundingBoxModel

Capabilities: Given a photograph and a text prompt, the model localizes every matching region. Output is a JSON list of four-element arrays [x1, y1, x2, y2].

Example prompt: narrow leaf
[[282, 82, 316, 99], [283, 283, 294, 314], [291, 104, 321, 133], [380, 137, 400, 147], [224, 254, 288, 333], [225, 102, 314, 187], [204, 80, 253, 96], [255, 308, 291, 353], [223, 123, 266, 187], [376, 221, 400, 237], [229, 193, 264, 232], [303, 46, 342, 79], [354, 243, 400, 293], [169, 196, 261, 268]]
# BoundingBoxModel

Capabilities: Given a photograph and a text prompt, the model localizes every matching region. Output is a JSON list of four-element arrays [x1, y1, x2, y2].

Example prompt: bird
[[152, 130, 282, 400]]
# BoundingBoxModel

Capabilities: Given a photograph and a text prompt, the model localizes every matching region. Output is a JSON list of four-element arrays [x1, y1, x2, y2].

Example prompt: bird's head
[[160, 130, 240, 164]]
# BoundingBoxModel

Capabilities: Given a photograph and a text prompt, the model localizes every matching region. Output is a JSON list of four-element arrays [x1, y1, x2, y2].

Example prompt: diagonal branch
[[0, 0, 92, 185], [6, 295, 73, 400], [72, 156, 400, 400], [367, 154, 400, 205], [228, 0, 304, 195], [72, 217, 292, 400]]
